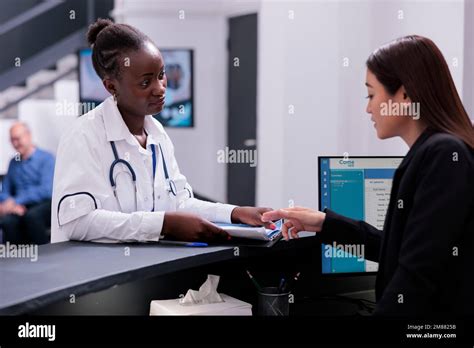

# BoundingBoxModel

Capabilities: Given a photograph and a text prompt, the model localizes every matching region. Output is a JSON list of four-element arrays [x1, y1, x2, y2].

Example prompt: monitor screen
[[78, 48, 194, 127], [318, 156, 403, 274], [78, 48, 110, 104]]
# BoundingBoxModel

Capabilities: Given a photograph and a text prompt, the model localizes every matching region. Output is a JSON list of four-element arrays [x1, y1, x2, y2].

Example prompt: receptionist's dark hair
[[367, 35, 474, 149], [86, 18, 151, 80]]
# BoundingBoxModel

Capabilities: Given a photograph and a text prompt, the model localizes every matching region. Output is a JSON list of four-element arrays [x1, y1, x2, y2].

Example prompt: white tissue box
[[150, 294, 252, 316]]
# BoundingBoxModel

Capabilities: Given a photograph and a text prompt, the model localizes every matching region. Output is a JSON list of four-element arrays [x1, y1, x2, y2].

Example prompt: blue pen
[[184, 242, 208, 247], [161, 241, 208, 247], [278, 278, 286, 293]]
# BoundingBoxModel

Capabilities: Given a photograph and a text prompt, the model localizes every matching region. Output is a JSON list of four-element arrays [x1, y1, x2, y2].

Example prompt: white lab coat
[[51, 96, 236, 243]]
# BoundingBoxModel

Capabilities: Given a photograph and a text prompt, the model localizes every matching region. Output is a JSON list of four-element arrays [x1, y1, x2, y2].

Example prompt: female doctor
[[51, 19, 274, 243]]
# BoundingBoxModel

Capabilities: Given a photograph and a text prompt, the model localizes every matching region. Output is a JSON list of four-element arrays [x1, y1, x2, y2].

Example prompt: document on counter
[[214, 219, 283, 241]]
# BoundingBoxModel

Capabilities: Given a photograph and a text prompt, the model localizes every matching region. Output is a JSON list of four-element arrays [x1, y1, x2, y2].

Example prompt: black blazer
[[319, 128, 474, 316]]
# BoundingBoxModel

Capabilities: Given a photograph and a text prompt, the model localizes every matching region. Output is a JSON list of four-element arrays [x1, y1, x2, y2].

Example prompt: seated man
[[0, 122, 55, 245]]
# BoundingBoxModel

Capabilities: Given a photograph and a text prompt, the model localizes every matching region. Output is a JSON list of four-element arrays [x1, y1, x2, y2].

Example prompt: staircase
[[0, 0, 113, 119], [0, 54, 78, 119]]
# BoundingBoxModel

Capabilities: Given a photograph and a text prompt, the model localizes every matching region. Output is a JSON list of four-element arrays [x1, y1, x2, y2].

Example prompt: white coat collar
[[102, 96, 165, 146]]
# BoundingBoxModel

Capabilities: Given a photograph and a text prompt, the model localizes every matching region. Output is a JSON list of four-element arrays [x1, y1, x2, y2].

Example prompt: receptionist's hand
[[261, 207, 326, 240], [231, 206, 276, 229], [162, 212, 230, 242]]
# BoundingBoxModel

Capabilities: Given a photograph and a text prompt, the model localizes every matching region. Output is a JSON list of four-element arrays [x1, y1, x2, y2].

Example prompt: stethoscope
[[109, 141, 177, 212]]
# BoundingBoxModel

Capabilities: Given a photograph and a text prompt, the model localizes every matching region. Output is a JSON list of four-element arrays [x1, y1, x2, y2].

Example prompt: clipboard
[[213, 219, 283, 248]]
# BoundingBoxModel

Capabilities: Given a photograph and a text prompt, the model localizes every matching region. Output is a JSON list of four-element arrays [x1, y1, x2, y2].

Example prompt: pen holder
[[257, 287, 290, 316]]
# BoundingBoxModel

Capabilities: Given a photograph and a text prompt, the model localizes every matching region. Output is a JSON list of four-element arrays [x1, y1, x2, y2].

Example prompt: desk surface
[[0, 235, 317, 315]]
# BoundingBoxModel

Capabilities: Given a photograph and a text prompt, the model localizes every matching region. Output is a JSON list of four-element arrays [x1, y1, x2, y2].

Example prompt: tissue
[[179, 274, 224, 306]]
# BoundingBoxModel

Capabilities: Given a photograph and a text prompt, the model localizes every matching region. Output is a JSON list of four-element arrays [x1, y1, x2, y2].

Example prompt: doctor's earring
[[113, 93, 118, 106]]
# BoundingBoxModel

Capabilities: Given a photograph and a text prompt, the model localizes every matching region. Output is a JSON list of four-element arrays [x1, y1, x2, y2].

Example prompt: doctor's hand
[[162, 212, 230, 242], [231, 206, 276, 229], [261, 207, 326, 240]]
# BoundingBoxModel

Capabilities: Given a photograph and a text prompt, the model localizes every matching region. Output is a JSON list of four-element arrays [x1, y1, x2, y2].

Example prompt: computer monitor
[[318, 156, 403, 274], [78, 48, 194, 127]]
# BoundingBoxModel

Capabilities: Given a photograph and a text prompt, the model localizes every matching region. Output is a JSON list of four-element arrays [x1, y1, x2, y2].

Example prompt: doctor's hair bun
[[86, 18, 152, 79], [86, 18, 113, 46]]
